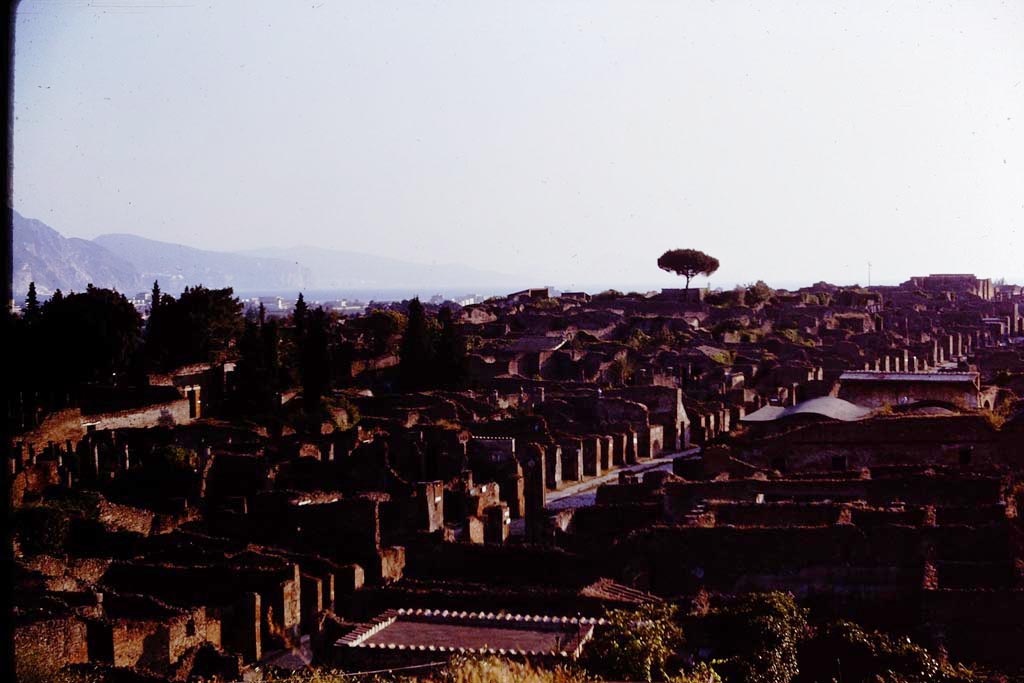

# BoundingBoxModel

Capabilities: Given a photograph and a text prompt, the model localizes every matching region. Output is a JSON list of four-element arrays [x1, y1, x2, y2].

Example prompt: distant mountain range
[[12, 210, 524, 298]]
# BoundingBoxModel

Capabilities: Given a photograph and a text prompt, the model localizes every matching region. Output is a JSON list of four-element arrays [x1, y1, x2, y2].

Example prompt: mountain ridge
[[13, 211, 528, 298]]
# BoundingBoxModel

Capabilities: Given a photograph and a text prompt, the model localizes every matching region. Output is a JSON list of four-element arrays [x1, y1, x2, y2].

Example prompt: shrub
[[702, 592, 809, 683], [582, 602, 685, 682], [705, 289, 744, 307], [797, 620, 978, 683], [744, 281, 774, 306], [439, 656, 585, 683], [14, 505, 71, 556], [261, 656, 584, 683], [151, 445, 198, 472], [712, 319, 745, 337], [626, 330, 653, 350]]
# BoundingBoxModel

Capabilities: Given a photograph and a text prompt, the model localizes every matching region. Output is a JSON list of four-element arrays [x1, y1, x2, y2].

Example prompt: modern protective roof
[[741, 396, 874, 423], [508, 335, 567, 353], [839, 371, 979, 384]]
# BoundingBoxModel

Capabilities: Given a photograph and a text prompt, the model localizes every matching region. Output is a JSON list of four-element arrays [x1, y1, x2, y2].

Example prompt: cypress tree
[[399, 298, 434, 391], [150, 280, 161, 315], [24, 282, 40, 325], [434, 306, 467, 389], [300, 307, 331, 421], [294, 292, 308, 339]]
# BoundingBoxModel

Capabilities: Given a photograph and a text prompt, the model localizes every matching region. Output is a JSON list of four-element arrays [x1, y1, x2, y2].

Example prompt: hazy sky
[[12, 0, 1024, 291]]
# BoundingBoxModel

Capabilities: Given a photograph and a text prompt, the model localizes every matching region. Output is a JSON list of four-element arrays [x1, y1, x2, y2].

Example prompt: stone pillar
[[464, 515, 485, 543], [599, 436, 613, 471], [611, 433, 626, 466], [299, 574, 323, 633], [544, 444, 562, 490], [501, 473, 525, 519], [416, 480, 444, 532], [322, 572, 336, 612], [483, 503, 510, 544], [91, 444, 101, 480], [523, 444, 547, 544], [559, 440, 583, 480], [224, 592, 261, 663], [582, 438, 602, 477]]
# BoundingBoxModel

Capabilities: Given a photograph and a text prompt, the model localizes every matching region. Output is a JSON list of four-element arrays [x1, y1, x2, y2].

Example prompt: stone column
[[224, 592, 261, 663], [523, 444, 547, 543], [91, 444, 101, 480]]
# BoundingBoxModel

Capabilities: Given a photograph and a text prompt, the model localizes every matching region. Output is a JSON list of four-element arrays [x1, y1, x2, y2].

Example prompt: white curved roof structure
[[741, 396, 873, 423]]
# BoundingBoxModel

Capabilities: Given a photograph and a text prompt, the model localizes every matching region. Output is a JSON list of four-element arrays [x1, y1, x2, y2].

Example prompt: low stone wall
[[405, 542, 589, 587], [708, 501, 845, 527]]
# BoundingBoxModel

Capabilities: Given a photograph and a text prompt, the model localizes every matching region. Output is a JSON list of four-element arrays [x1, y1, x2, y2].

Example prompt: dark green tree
[[398, 298, 434, 391], [232, 309, 282, 416], [293, 292, 308, 339], [23, 282, 41, 325], [300, 306, 331, 420], [358, 308, 406, 356], [40, 285, 143, 386], [150, 280, 161, 315], [434, 306, 467, 389], [145, 285, 243, 369]]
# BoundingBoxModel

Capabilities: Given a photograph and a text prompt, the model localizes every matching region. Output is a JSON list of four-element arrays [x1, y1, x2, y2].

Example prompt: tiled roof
[[579, 578, 663, 604], [337, 608, 602, 658]]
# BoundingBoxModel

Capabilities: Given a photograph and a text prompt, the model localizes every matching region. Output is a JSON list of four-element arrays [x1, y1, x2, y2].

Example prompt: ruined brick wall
[[616, 525, 928, 596], [19, 401, 194, 452], [595, 482, 650, 506], [663, 475, 1004, 516], [708, 501, 846, 527], [565, 503, 662, 542], [607, 387, 690, 449], [593, 397, 649, 430], [111, 619, 171, 670], [921, 589, 1024, 667], [14, 615, 89, 680], [405, 542, 590, 587], [737, 415, 1004, 471], [95, 499, 158, 535], [839, 381, 979, 409]]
